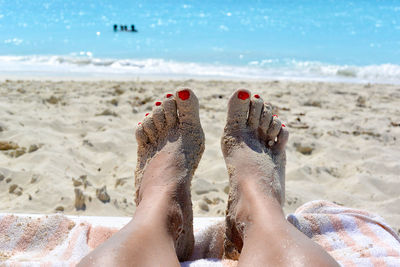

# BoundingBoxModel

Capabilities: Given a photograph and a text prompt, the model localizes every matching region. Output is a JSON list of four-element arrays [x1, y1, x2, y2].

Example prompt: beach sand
[[0, 79, 399, 234]]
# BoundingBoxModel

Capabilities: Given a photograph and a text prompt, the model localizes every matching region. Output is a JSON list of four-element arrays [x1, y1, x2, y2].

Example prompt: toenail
[[155, 101, 162, 106], [238, 91, 250, 100], [178, 90, 190, 100], [282, 123, 286, 127], [273, 114, 278, 118], [166, 93, 173, 98], [254, 94, 260, 99], [137, 122, 141, 125], [145, 113, 149, 116]]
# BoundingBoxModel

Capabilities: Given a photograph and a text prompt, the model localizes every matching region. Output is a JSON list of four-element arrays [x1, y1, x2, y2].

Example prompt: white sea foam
[[0, 55, 399, 83]]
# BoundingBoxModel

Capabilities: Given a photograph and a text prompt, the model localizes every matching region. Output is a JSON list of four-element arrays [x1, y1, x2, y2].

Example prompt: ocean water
[[1, 0, 400, 82]]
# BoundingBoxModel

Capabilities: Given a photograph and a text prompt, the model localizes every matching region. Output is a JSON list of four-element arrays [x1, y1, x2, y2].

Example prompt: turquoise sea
[[1, 0, 400, 82]]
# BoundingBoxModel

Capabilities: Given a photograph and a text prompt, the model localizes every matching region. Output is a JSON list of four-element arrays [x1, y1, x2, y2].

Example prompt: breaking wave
[[0, 55, 400, 83]]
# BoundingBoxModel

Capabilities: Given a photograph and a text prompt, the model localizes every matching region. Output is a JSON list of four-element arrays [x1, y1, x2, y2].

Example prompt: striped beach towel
[[0, 200, 399, 266], [287, 200, 400, 266]]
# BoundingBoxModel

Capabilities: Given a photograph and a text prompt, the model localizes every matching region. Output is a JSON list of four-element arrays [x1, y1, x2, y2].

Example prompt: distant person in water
[[114, 24, 138, 32]]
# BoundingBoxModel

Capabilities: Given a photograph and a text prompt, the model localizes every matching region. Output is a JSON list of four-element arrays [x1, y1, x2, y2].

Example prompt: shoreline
[[1, 55, 400, 84], [1, 75, 399, 86], [0, 78, 399, 234]]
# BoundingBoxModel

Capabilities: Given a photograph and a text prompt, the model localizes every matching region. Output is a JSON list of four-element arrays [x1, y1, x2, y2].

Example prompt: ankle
[[135, 186, 185, 236], [238, 174, 282, 206], [233, 178, 284, 226], [135, 187, 173, 216], [138, 178, 177, 202]]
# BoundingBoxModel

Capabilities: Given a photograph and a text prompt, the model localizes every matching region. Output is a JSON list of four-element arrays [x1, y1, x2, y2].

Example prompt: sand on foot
[[134, 89, 205, 261]]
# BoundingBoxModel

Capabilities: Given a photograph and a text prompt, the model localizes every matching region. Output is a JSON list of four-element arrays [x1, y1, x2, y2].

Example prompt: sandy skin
[[220, 89, 338, 266], [78, 89, 204, 266], [221, 89, 288, 259], [134, 88, 205, 261]]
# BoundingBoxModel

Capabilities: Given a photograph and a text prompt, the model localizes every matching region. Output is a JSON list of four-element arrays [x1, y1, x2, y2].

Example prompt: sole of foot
[[134, 88, 205, 261], [221, 89, 289, 260]]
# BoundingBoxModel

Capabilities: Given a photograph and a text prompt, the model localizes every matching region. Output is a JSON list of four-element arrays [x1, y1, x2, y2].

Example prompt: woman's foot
[[135, 88, 205, 261], [221, 89, 289, 260]]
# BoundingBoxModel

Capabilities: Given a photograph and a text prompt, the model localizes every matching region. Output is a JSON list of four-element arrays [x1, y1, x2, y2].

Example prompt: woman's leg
[[233, 179, 339, 266], [78, 89, 205, 266], [77, 188, 181, 267], [221, 89, 339, 266]]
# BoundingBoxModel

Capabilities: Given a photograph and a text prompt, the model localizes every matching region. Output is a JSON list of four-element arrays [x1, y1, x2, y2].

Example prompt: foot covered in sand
[[135, 89, 205, 261], [221, 89, 289, 259]]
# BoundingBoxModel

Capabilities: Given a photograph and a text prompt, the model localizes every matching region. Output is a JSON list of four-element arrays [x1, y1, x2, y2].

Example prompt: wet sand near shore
[[0, 79, 399, 235]]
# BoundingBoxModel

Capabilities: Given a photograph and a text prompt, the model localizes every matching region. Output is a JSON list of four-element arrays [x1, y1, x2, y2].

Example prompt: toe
[[259, 103, 273, 133], [273, 125, 289, 151], [135, 123, 148, 145], [152, 104, 167, 131], [163, 93, 178, 127], [142, 116, 158, 143], [247, 94, 264, 131], [226, 89, 251, 130], [175, 88, 201, 126], [266, 116, 282, 146]]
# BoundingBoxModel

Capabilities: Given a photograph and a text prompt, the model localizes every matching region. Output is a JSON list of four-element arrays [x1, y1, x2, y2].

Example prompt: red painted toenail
[[282, 124, 286, 127], [145, 113, 149, 116], [166, 93, 173, 98], [155, 101, 162, 106], [137, 122, 141, 125], [254, 94, 260, 99], [273, 114, 278, 118], [238, 91, 249, 100], [178, 90, 190, 100]]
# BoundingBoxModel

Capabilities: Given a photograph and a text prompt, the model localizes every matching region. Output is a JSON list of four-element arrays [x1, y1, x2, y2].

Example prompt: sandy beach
[[0, 79, 399, 234]]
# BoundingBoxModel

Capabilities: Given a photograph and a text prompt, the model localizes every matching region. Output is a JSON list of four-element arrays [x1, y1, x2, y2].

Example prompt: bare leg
[[221, 89, 339, 266], [78, 89, 205, 266], [78, 188, 180, 267]]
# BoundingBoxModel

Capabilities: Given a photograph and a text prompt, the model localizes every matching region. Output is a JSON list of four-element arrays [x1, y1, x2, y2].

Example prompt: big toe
[[226, 89, 251, 131], [175, 88, 201, 126]]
